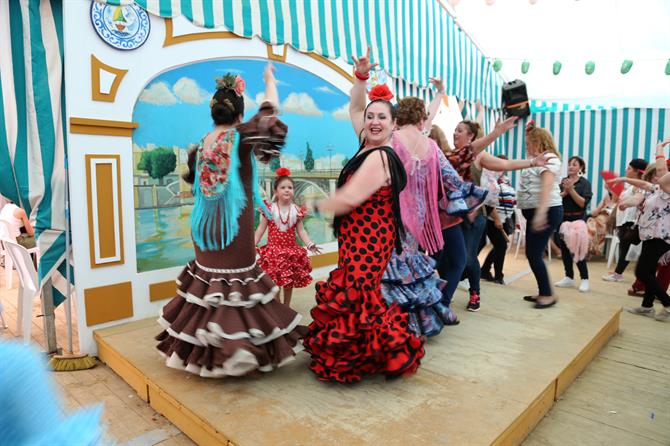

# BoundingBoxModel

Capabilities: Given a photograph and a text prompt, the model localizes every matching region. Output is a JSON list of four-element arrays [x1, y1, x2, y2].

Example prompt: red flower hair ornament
[[525, 119, 536, 133], [275, 167, 291, 177], [368, 84, 394, 101]]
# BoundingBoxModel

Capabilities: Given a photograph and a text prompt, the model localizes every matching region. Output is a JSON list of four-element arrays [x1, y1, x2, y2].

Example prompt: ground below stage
[[95, 259, 622, 446]]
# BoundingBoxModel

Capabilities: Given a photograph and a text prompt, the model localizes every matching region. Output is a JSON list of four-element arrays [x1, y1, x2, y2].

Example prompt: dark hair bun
[[211, 88, 244, 126]]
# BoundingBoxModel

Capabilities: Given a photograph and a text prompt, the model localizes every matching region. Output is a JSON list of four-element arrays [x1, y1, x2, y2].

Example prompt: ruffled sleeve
[[237, 101, 288, 163], [437, 149, 488, 216], [258, 200, 273, 220]]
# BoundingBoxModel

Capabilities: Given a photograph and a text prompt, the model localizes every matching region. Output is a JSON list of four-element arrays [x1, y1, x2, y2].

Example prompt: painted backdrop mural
[[133, 59, 356, 273]]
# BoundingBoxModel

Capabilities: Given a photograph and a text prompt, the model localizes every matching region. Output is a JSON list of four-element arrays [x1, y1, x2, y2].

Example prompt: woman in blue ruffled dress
[[379, 93, 488, 337]]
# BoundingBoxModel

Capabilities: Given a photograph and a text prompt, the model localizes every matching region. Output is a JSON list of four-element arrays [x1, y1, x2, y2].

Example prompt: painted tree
[[304, 143, 315, 172], [341, 156, 350, 167], [137, 148, 177, 184]]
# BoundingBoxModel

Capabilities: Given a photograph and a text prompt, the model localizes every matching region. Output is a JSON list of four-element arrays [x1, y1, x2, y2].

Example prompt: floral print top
[[445, 143, 476, 182], [638, 185, 670, 243], [198, 130, 234, 197]]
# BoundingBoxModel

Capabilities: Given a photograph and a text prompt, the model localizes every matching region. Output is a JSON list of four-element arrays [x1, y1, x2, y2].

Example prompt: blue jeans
[[433, 224, 467, 305], [461, 214, 486, 294], [522, 206, 564, 297]]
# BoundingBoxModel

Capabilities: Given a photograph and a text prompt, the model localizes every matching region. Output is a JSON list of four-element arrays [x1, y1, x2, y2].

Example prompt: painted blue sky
[[132, 59, 357, 159]]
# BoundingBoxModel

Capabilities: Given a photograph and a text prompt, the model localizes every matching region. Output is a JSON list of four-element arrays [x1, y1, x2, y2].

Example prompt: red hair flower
[[525, 119, 536, 133], [275, 167, 291, 177], [368, 84, 394, 101], [234, 75, 246, 97]]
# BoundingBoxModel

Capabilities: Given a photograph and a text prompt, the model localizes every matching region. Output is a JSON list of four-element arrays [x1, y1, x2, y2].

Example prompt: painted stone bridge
[[259, 169, 339, 200]]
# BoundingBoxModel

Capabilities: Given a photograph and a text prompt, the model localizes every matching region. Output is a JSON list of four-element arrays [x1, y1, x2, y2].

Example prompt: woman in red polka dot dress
[[302, 48, 424, 383], [255, 168, 321, 307]]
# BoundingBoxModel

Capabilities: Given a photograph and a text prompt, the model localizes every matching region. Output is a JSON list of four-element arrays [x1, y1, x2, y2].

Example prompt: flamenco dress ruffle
[[156, 261, 307, 377], [382, 234, 459, 337]]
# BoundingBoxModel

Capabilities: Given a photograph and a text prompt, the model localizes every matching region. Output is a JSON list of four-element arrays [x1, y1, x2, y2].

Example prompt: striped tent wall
[[0, 0, 69, 305], [98, 0, 504, 108], [504, 108, 670, 210]]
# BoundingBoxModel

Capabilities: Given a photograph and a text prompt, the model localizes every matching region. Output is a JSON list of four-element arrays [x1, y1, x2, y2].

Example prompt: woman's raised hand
[[352, 47, 378, 76], [429, 77, 445, 94], [263, 62, 276, 84], [495, 116, 519, 134]]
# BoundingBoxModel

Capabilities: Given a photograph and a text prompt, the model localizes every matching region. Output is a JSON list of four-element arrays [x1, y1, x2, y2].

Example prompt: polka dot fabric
[[257, 204, 312, 288], [303, 187, 425, 383]]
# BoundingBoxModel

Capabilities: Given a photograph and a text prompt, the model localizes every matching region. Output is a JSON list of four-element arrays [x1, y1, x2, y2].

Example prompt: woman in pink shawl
[[380, 95, 488, 336]]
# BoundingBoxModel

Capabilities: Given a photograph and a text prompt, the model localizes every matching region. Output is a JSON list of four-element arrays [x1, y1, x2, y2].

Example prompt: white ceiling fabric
[[445, 0, 670, 108]]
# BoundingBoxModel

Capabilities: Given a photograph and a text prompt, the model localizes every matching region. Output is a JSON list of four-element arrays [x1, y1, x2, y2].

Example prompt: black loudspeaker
[[502, 80, 530, 118]]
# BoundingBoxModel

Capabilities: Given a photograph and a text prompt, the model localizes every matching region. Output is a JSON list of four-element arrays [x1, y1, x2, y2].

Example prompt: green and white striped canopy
[[0, 0, 70, 306], [97, 0, 504, 108]]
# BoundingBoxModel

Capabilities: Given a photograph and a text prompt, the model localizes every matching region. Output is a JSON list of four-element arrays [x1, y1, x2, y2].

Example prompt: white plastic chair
[[0, 220, 39, 289], [2, 239, 40, 343]]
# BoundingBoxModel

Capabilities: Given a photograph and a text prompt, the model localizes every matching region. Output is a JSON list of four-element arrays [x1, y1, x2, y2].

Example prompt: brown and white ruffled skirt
[[156, 260, 307, 378]]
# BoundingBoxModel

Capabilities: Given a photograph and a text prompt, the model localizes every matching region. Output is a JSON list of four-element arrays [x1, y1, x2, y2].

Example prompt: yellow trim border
[[163, 18, 239, 47], [91, 55, 128, 102], [149, 280, 177, 302], [310, 251, 338, 269], [70, 117, 138, 137], [85, 154, 125, 268], [84, 281, 133, 326]]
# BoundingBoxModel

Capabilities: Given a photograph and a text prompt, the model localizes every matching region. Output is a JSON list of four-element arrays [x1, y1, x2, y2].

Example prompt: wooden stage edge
[[492, 308, 621, 446], [95, 309, 621, 446]]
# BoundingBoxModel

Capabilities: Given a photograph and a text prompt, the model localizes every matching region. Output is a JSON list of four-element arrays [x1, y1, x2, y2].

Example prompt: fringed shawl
[[391, 133, 444, 255], [191, 129, 269, 251]]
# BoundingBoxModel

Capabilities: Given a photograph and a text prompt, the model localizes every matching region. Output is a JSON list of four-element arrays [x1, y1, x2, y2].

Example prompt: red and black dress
[[303, 147, 425, 383]]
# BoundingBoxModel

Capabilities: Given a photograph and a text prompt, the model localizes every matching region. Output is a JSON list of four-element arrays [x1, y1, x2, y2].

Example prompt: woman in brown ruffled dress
[[156, 64, 307, 377]]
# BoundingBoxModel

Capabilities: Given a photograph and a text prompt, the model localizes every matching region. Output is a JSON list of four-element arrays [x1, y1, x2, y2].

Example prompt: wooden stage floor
[[95, 280, 621, 446]]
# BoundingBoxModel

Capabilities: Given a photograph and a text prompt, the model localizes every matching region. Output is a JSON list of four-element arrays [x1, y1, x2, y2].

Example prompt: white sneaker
[[555, 277, 576, 288], [626, 306, 655, 318], [457, 279, 470, 290], [579, 280, 590, 293], [602, 272, 623, 282], [655, 308, 670, 322]]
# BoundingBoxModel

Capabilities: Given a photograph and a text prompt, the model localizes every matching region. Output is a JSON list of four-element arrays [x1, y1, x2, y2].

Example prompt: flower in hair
[[525, 119, 536, 133], [215, 73, 246, 97], [275, 167, 291, 177], [368, 84, 394, 101]]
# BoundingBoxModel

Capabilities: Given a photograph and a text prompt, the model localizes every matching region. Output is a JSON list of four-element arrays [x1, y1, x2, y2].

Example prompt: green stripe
[[303, 0, 314, 51], [159, 0, 172, 16], [393, 1, 400, 77], [363, 1, 374, 64], [37, 230, 66, 288], [608, 109, 618, 189], [29, 0, 56, 238], [632, 109, 641, 164], [242, 0, 253, 31], [376, 0, 388, 72], [316, 1, 329, 57], [351, 0, 362, 58], [328, 0, 340, 58], [181, 0, 193, 23], [407, 1, 413, 82], [258, 0, 270, 41], [620, 109, 630, 177], [645, 108, 654, 160], [9, 0, 30, 215], [272, 0, 284, 44], [223, 0, 234, 32], [340, 0, 352, 62], [0, 71, 21, 204], [202, 0, 214, 28], [658, 108, 666, 141]]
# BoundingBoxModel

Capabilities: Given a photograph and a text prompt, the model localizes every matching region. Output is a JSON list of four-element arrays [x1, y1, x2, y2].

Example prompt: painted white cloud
[[315, 85, 337, 94], [243, 93, 257, 110], [331, 103, 349, 121], [173, 77, 209, 104], [282, 92, 323, 117], [139, 81, 177, 105], [255, 92, 267, 105], [276, 78, 290, 86]]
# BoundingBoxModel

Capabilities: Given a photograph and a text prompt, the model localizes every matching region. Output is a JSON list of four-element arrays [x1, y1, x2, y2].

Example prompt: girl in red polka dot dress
[[255, 168, 321, 307]]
